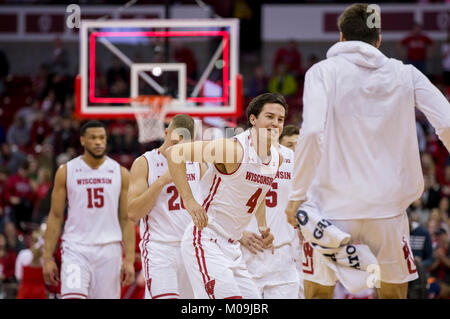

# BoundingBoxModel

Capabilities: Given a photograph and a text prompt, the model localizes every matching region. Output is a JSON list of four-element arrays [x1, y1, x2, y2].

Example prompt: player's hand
[[120, 260, 135, 286], [43, 258, 59, 286], [239, 231, 264, 254], [285, 200, 304, 228], [159, 170, 173, 185], [259, 227, 274, 254], [185, 199, 208, 230]]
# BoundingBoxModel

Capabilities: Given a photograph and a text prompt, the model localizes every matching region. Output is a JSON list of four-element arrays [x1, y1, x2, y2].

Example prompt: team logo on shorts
[[205, 279, 216, 298], [402, 236, 417, 274]]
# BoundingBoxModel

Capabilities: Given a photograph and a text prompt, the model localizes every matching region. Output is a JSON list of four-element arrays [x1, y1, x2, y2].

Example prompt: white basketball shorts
[[140, 241, 193, 299], [302, 212, 419, 287], [181, 223, 261, 299], [60, 241, 122, 299]]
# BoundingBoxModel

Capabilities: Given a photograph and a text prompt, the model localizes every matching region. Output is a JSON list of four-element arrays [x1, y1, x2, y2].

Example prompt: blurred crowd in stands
[[0, 21, 449, 299]]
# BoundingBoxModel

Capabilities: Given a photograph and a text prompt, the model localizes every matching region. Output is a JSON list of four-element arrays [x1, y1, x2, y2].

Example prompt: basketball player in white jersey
[[127, 114, 205, 299], [285, 4, 450, 299], [43, 121, 135, 299], [240, 125, 300, 299], [167, 93, 286, 299]]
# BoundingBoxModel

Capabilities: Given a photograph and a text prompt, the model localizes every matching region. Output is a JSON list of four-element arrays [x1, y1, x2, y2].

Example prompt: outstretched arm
[[43, 164, 67, 285]]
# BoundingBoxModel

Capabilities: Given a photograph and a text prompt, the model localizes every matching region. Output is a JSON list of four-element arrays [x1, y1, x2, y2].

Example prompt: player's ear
[[376, 34, 382, 48], [80, 135, 85, 147], [249, 114, 256, 126]]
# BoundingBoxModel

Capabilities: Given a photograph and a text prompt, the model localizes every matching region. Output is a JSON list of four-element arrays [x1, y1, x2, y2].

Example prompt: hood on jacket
[[327, 41, 388, 69]]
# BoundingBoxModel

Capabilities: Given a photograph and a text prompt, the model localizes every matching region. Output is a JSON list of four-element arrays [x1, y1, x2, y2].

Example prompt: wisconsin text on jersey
[[275, 171, 291, 179], [76, 178, 113, 185], [245, 172, 274, 186]]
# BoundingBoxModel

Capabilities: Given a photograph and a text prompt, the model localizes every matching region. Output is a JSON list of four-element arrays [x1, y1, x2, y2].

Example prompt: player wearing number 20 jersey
[[139, 149, 202, 299]]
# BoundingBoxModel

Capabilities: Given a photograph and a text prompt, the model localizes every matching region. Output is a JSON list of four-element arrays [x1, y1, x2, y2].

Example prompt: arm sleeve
[[289, 64, 329, 201], [413, 66, 450, 152]]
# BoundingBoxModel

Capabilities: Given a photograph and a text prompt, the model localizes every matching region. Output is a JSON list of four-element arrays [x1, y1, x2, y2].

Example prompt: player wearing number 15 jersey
[[167, 93, 287, 299], [43, 121, 135, 299], [127, 115, 205, 299]]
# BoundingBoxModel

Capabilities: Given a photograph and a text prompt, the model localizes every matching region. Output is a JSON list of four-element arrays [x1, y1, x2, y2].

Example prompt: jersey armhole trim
[[142, 155, 150, 187], [213, 137, 244, 176]]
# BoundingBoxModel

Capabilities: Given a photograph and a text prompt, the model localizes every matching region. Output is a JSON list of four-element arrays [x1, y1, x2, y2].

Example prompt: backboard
[[75, 18, 242, 119]]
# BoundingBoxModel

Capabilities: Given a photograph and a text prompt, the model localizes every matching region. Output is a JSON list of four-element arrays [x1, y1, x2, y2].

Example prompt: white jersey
[[290, 41, 450, 220], [200, 129, 280, 241], [63, 156, 123, 245], [139, 149, 201, 245], [245, 145, 294, 246]]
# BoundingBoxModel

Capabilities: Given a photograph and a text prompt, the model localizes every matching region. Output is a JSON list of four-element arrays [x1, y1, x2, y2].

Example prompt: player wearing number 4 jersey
[[127, 115, 206, 299], [167, 93, 286, 299], [43, 121, 135, 299]]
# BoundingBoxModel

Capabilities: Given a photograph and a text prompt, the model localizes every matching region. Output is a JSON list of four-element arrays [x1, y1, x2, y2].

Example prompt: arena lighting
[[88, 31, 229, 104]]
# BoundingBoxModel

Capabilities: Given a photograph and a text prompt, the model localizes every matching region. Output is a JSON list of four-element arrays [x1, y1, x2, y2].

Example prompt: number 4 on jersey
[[246, 188, 263, 214]]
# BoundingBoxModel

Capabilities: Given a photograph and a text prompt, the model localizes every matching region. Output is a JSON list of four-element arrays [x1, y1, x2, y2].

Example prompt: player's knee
[[378, 282, 407, 299]]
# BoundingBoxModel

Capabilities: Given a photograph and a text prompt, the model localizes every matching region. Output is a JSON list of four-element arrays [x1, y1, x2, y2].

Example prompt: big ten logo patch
[[302, 242, 314, 274], [65, 263, 82, 289], [402, 236, 417, 274]]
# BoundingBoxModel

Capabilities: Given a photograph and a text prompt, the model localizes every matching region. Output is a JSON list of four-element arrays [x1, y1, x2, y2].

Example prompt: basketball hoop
[[130, 95, 173, 144]]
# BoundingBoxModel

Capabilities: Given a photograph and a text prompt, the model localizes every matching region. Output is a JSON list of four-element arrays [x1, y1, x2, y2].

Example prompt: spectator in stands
[[30, 110, 52, 146], [409, 211, 434, 269], [6, 115, 30, 149], [51, 116, 77, 155], [408, 198, 430, 225], [439, 164, 450, 198], [4, 160, 34, 233], [0, 143, 27, 175], [0, 232, 16, 284], [41, 90, 56, 114], [4, 221, 25, 254], [0, 166, 8, 232], [429, 228, 450, 298], [442, 32, 450, 87], [397, 22, 434, 75], [35, 143, 54, 176], [273, 40, 302, 77], [32, 64, 50, 100], [17, 99, 41, 131], [0, 49, 9, 97], [31, 167, 52, 224], [268, 63, 298, 97], [121, 123, 140, 157], [248, 65, 268, 97]]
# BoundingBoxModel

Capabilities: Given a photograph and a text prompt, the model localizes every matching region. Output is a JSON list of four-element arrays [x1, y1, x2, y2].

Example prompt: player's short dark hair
[[169, 114, 195, 141], [246, 93, 289, 128], [279, 125, 299, 142], [338, 3, 381, 46], [80, 120, 107, 136]]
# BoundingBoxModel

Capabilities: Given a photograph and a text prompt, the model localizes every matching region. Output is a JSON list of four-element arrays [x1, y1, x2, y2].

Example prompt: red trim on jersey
[[204, 177, 221, 213], [193, 226, 207, 286], [202, 175, 217, 207], [193, 226, 215, 299], [143, 155, 150, 187], [152, 292, 180, 299], [142, 215, 152, 298], [62, 292, 88, 299], [224, 296, 243, 299]]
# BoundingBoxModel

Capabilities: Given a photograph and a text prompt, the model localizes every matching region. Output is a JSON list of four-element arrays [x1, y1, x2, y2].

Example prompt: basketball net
[[130, 95, 172, 144]]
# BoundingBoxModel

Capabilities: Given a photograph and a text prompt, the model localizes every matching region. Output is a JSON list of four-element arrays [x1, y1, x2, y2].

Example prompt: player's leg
[[89, 242, 122, 299], [181, 224, 244, 299], [377, 282, 408, 299], [60, 242, 91, 299], [176, 247, 195, 299], [141, 242, 181, 299], [301, 241, 338, 299], [360, 213, 418, 299], [304, 280, 335, 299]]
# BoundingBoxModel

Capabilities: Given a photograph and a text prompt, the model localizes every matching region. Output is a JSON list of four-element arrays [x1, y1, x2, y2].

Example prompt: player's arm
[[286, 64, 328, 226], [43, 164, 67, 285], [127, 156, 171, 223], [167, 139, 243, 230], [119, 166, 135, 286], [254, 197, 274, 252], [413, 67, 450, 152]]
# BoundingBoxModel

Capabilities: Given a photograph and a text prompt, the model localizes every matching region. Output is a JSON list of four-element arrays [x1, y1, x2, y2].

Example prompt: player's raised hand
[[185, 199, 208, 230], [259, 227, 275, 254], [120, 260, 135, 286], [239, 231, 264, 254], [43, 258, 59, 286]]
